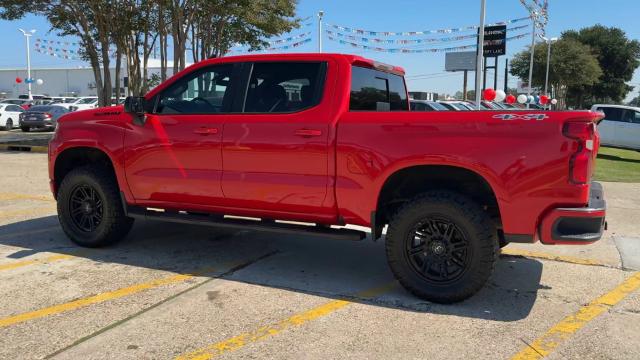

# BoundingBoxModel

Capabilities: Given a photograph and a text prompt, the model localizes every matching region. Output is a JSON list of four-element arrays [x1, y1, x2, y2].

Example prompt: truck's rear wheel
[[385, 191, 498, 303], [57, 165, 133, 247]]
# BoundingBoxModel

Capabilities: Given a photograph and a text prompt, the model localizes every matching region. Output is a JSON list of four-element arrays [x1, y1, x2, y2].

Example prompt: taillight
[[44, 113, 52, 119], [563, 122, 595, 184]]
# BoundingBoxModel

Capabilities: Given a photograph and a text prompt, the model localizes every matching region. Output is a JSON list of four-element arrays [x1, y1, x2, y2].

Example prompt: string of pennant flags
[[326, 16, 530, 37], [327, 32, 530, 54], [227, 37, 312, 55], [34, 47, 82, 60], [326, 24, 528, 45]]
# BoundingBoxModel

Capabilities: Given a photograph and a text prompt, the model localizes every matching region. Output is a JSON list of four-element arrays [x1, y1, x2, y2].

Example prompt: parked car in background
[[1, 98, 33, 110], [0, 103, 24, 130], [591, 104, 640, 150], [464, 101, 492, 110], [410, 100, 448, 111], [438, 101, 473, 111], [69, 97, 99, 111], [19, 105, 68, 132], [55, 97, 94, 111]]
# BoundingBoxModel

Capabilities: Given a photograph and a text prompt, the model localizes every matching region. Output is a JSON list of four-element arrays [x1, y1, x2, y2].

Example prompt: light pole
[[317, 11, 324, 53], [540, 35, 557, 99], [18, 28, 36, 100], [526, 12, 537, 109], [474, 0, 486, 110]]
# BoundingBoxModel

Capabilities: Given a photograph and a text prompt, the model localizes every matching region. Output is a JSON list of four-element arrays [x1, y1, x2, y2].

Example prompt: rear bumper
[[20, 119, 55, 128], [539, 182, 606, 245]]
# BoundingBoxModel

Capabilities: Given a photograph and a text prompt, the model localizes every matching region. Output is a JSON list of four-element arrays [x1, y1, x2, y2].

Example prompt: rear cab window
[[349, 66, 408, 111]]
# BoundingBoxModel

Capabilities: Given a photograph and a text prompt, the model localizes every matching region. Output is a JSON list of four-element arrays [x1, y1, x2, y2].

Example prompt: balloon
[[517, 94, 528, 104], [24, 78, 32, 84], [550, 99, 558, 105], [505, 94, 516, 104], [36, 78, 44, 85], [534, 96, 540, 104], [527, 95, 534, 103], [15, 77, 22, 84], [539, 95, 549, 105], [494, 89, 506, 102], [483, 88, 496, 101]]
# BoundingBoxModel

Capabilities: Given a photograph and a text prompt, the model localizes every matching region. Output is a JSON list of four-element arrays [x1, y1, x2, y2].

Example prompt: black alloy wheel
[[405, 217, 471, 285], [69, 184, 104, 233]]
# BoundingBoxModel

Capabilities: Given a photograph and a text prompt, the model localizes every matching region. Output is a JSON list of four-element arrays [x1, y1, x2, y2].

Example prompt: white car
[[591, 104, 640, 150], [70, 97, 99, 111], [0, 103, 25, 130]]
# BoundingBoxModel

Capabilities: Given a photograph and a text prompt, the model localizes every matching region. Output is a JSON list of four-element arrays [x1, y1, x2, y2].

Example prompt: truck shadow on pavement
[[0, 216, 543, 322]]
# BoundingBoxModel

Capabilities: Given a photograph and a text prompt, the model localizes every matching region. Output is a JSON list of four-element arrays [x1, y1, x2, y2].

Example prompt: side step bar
[[127, 207, 366, 241]]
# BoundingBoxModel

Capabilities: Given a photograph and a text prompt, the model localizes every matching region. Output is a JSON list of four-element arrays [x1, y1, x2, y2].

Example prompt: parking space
[[0, 151, 639, 359]]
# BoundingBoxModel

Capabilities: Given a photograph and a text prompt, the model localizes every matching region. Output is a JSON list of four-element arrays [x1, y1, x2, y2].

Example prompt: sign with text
[[445, 51, 477, 72], [480, 25, 506, 57]]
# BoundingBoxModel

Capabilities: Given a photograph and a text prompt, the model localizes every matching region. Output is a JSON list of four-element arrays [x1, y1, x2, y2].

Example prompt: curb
[[0, 144, 48, 153]]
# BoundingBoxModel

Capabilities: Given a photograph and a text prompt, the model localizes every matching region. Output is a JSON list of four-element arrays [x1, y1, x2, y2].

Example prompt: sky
[[0, 0, 639, 100]]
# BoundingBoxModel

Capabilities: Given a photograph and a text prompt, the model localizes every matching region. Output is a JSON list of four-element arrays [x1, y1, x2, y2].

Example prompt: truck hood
[[58, 105, 126, 124]]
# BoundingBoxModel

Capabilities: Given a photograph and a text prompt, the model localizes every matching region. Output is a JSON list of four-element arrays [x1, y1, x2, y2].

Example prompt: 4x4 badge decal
[[492, 113, 549, 121]]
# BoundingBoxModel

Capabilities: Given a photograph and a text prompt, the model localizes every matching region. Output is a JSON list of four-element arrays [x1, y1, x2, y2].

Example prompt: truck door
[[124, 63, 240, 206], [220, 61, 333, 217]]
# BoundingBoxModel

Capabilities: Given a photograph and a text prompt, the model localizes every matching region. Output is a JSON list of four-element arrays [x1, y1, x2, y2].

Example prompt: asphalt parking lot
[[0, 150, 639, 360]]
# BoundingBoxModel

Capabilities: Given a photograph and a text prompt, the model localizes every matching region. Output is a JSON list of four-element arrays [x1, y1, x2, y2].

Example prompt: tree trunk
[[99, 36, 112, 107], [114, 50, 122, 104]]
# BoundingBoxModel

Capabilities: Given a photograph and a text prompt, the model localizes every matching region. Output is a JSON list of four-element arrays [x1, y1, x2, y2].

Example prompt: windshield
[[28, 105, 53, 112], [77, 98, 97, 104]]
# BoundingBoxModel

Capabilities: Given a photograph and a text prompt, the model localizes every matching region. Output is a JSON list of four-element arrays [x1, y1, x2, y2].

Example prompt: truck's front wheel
[[57, 165, 134, 247], [385, 191, 498, 303]]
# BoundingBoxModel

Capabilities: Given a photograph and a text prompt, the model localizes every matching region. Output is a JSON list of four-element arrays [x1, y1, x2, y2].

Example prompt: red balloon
[[483, 88, 496, 101], [539, 95, 549, 105], [505, 94, 516, 104], [15, 77, 22, 84]]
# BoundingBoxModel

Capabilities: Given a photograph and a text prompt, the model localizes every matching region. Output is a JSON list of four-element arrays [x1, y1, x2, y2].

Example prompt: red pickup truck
[[48, 53, 606, 303]]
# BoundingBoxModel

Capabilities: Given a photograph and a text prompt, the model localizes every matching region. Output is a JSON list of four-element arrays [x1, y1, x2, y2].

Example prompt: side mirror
[[124, 96, 145, 114], [123, 96, 146, 125]]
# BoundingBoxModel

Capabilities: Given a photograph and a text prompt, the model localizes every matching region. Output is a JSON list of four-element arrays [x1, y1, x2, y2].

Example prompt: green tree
[[0, 0, 118, 106], [190, 0, 298, 62], [628, 95, 640, 107], [564, 25, 640, 105], [510, 38, 602, 109]]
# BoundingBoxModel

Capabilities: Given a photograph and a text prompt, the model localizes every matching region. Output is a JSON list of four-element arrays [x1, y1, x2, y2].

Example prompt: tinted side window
[[156, 64, 235, 114], [599, 107, 625, 122], [633, 111, 640, 124], [350, 66, 408, 111], [243, 62, 325, 113]]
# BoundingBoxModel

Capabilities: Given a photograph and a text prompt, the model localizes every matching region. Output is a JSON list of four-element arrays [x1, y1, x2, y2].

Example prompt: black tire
[[4, 119, 13, 130], [21, 126, 29, 132], [385, 191, 498, 304], [57, 165, 134, 247]]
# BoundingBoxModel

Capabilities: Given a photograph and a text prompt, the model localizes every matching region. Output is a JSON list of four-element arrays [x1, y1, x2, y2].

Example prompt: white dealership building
[[0, 59, 178, 99]]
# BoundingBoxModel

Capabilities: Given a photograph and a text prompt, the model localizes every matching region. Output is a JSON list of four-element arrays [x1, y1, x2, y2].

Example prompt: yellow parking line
[[502, 248, 605, 267], [0, 253, 74, 272], [0, 253, 264, 329], [0, 192, 54, 202], [0, 206, 57, 219], [175, 282, 398, 360], [0, 272, 199, 329], [511, 272, 640, 360]]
